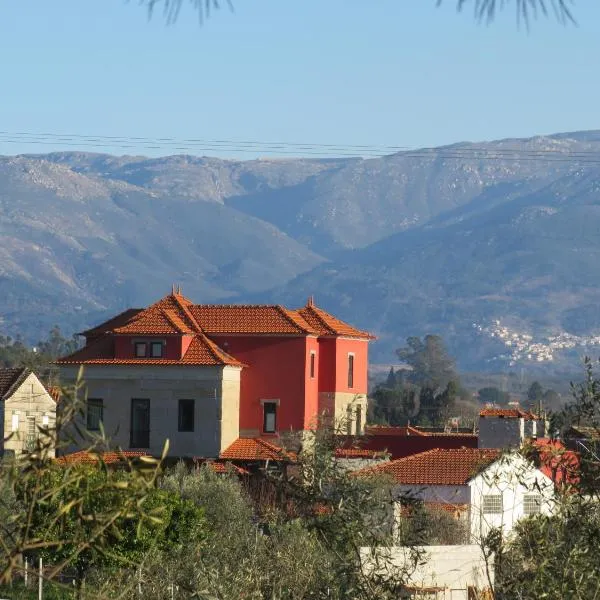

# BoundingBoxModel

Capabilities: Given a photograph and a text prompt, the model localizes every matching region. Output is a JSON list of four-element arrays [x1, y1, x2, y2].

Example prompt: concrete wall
[[393, 485, 470, 506], [318, 392, 367, 435], [469, 454, 555, 542], [361, 545, 493, 599], [478, 416, 524, 449], [3, 373, 56, 458], [60, 364, 240, 458]]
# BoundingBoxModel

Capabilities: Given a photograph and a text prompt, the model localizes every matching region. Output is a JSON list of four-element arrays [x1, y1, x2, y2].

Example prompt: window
[[523, 494, 541, 515], [483, 494, 503, 514], [151, 341, 163, 358], [356, 405, 362, 435], [11, 411, 19, 433], [135, 342, 147, 358], [178, 399, 195, 432], [348, 354, 354, 388], [42, 414, 49, 427], [346, 405, 353, 435], [310, 351, 316, 379], [263, 402, 277, 434], [130, 399, 150, 448], [87, 398, 104, 431]]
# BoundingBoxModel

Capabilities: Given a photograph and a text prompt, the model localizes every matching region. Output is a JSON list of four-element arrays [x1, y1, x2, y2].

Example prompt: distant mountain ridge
[[2, 130, 600, 371]]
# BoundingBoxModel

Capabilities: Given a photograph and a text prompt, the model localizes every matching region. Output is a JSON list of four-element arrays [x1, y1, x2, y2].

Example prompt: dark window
[[130, 398, 150, 448], [348, 354, 354, 388], [263, 402, 277, 434], [356, 405, 362, 435], [346, 405, 353, 435], [178, 399, 195, 432], [150, 342, 163, 358], [135, 342, 147, 358], [310, 352, 316, 378], [87, 398, 104, 431]]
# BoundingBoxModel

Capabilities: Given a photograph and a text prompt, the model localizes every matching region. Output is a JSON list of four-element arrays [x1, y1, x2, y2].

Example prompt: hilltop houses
[[56, 289, 373, 459]]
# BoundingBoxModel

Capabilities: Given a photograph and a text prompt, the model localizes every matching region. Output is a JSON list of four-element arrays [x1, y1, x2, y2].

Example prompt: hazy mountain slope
[[227, 134, 597, 253], [0, 156, 324, 338], [267, 165, 600, 369]]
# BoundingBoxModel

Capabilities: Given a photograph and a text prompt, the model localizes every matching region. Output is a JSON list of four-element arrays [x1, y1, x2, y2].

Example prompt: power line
[[1, 130, 600, 163]]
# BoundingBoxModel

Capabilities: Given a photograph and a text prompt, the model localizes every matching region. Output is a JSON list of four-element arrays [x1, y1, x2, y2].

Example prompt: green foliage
[[396, 335, 457, 391], [395, 504, 469, 546], [478, 386, 510, 405], [0, 326, 79, 384]]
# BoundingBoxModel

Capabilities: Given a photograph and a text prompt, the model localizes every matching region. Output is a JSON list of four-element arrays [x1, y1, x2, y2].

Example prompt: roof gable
[[0, 367, 30, 400], [294, 297, 374, 339]]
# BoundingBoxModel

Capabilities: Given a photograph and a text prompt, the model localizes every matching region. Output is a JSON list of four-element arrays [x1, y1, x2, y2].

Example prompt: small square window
[[263, 402, 277, 434], [151, 342, 163, 358], [523, 494, 541, 515], [135, 342, 147, 358], [178, 399, 195, 432], [483, 494, 503, 514], [87, 399, 104, 431]]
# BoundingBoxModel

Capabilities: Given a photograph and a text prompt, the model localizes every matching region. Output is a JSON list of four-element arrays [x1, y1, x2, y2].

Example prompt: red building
[[57, 289, 373, 458]]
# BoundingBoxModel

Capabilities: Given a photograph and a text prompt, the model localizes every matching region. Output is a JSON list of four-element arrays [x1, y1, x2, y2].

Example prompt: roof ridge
[[1, 367, 31, 400], [169, 294, 204, 333], [185, 334, 243, 367], [300, 304, 335, 334], [275, 305, 312, 334]]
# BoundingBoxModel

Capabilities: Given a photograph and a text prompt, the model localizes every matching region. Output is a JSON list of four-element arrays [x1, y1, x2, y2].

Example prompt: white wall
[[59, 365, 241, 458], [360, 545, 493, 600], [469, 453, 555, 543], [3, 372, 57, 458]]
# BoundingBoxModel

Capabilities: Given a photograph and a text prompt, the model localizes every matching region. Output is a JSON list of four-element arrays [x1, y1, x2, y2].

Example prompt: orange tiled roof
[[335, 448, 388, 459], [220, 437, 295, 462], [56, 333, 243, 367], [480, 408, 538, 419], [190, 305, 316, 335], [56, 450, 150, 465], [294, 297, 374, 339], [357, 448, 500, 485], [203, 461, 250, 475], [80, 308, 143, 337], [365, 425, 429, 437]]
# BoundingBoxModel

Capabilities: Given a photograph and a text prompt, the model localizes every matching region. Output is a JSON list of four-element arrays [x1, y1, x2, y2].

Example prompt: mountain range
[[2, 130, 600, 372]]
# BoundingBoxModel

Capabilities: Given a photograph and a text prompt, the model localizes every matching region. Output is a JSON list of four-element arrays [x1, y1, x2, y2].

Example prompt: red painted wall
[[213, 335, 311, 434], [333, 338, 369, 394], [304, 337, 320, 428]]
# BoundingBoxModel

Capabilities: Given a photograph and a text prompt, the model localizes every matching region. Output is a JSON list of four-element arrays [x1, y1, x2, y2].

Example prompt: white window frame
[[523, 494, 542, 515]]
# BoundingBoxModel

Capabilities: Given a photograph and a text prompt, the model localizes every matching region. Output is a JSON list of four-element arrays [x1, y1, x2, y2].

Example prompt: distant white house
[[0, 368, 57, 458], [469, 452, 555, 542]]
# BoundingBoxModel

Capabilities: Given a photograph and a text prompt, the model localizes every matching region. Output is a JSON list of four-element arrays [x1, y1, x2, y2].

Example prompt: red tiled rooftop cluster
[[220, 437, 296, 462], [358, 448, 500, 485], [56, 450, 150, 465]]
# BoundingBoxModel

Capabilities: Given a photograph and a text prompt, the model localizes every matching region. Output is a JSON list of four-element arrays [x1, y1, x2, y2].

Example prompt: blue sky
[[1, 1, 598, 158]]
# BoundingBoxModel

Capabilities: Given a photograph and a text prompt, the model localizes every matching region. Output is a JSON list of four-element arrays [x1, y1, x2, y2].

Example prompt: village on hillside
[[1, 288, 597, 599]]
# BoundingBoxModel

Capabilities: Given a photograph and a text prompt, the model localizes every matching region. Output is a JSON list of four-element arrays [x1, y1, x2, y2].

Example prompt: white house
[[0, 368, 57, 458], [469, 452, 555, 542]]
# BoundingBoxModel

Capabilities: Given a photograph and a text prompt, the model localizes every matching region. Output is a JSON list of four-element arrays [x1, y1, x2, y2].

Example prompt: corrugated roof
[[357, 448, 500, 485]]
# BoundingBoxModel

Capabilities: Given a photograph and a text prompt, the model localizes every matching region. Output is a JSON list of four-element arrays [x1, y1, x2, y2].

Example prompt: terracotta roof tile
[[56, 333, 243, 367], [335, 448, 388, 459], [357, 448, 500, 485], [294, 298, 374, 339], [79, 308, 143, 337], [365, 425, 429, 437], [220, 437, 296, 462], [55, 450, 150, 465], [114, 308, 195, 335], [0, 367, 29, 400], [200, 461, 250, 475], [480, 408, 538, 419], [189, 305, 317, 335]]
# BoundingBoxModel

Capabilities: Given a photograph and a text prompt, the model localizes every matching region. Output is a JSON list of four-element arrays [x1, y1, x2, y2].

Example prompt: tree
[[142, 0, 575, 26], [527, 381, 544, 404], [396, 335, 457, 391], [478, 386, 510, 405]]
